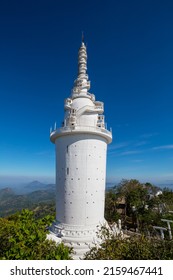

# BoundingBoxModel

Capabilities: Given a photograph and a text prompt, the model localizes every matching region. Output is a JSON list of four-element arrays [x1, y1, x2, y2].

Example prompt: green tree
[[84, 227, 173, 260], [0, 209, 72, 260], [105, 190, 120, 223], [105, 179, 173, 237], [115, 180, 149, 230]]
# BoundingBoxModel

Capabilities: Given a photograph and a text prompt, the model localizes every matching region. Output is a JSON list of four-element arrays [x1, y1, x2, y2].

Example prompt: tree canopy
[[84, 227, 173, 260], [0, 209, 72, 260], [105, 179, 173, 234]]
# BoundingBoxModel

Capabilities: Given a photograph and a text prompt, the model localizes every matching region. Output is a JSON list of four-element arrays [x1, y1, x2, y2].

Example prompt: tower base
[[47, 221, 106, 259], [47, 220, 123, 259]]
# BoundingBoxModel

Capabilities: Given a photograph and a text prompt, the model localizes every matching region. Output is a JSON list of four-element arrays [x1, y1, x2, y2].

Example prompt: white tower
[[50, 39, 112, 259]]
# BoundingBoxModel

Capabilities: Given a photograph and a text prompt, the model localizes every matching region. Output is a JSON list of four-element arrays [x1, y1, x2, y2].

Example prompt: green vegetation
[[84, 227, 173, 260], [0, 188, 55, 217], [0, 209, 71, 260], [0, 179, 173, 260], [105, 179, 173, 234]]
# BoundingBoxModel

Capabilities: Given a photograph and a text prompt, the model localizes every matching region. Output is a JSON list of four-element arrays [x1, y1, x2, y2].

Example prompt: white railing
[[71, 90, 95, 101], [50, 125, 112, 138], [95, 105, 103, 111]]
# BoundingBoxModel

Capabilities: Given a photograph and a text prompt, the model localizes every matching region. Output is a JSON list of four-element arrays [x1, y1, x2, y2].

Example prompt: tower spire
[[82, 31, 84, 43], [71, 37, 90, 97], [78, 40, 87, 76]]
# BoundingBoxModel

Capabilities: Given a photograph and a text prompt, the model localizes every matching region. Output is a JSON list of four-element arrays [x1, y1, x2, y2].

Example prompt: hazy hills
[[13, 180, 55, 194], [0, 181, 56, 217]]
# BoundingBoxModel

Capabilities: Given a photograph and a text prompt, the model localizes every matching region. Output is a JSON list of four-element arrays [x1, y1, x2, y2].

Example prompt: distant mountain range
[[157, 183, 173, 189], [0, 181, 56, 217], [21, 180, 55, 194]]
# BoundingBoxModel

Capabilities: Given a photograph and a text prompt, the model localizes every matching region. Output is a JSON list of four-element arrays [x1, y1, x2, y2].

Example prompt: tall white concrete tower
[[49, 39, 112, 258]]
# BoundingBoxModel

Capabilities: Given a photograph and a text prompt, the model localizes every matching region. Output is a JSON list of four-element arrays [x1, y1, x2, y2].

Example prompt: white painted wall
[[55, 133, 107, 227]]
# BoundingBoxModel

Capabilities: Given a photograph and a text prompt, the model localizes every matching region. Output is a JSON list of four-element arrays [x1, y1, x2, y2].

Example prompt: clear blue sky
[[0, 0, 173, 186]]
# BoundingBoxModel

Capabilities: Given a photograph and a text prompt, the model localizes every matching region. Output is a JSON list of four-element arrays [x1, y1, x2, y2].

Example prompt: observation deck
[[50, 124, 112, 144]]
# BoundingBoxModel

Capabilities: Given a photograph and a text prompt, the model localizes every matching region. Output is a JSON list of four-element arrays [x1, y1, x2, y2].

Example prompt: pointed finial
[[82, 31, 84, 44]]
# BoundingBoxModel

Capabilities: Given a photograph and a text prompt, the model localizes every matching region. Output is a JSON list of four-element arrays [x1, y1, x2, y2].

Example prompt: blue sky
[[0, 0, 173, 186]]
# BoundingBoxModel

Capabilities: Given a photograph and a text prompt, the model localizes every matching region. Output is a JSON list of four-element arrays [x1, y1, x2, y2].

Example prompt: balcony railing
[[50, 124, 112, 138]]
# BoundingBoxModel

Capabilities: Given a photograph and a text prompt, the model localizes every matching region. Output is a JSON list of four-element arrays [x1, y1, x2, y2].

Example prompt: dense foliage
[[105, 190, 120, 222], [105, 179, 173, 234], [0, 209, 71, 260], [84, 227, 173, 260]]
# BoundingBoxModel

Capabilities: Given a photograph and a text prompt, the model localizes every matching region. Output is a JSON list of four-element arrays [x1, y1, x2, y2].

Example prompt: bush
[[0, 209, 72, 260], [84, 227, 173, 260]]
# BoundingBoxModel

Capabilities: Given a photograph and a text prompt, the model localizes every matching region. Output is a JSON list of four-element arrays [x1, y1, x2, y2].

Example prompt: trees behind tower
[[105, 179, 173, 234]]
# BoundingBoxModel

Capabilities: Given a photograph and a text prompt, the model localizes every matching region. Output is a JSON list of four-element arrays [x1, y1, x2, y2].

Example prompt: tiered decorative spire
[[78, 42, 87, 78], [72, 37, 91, 96]]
